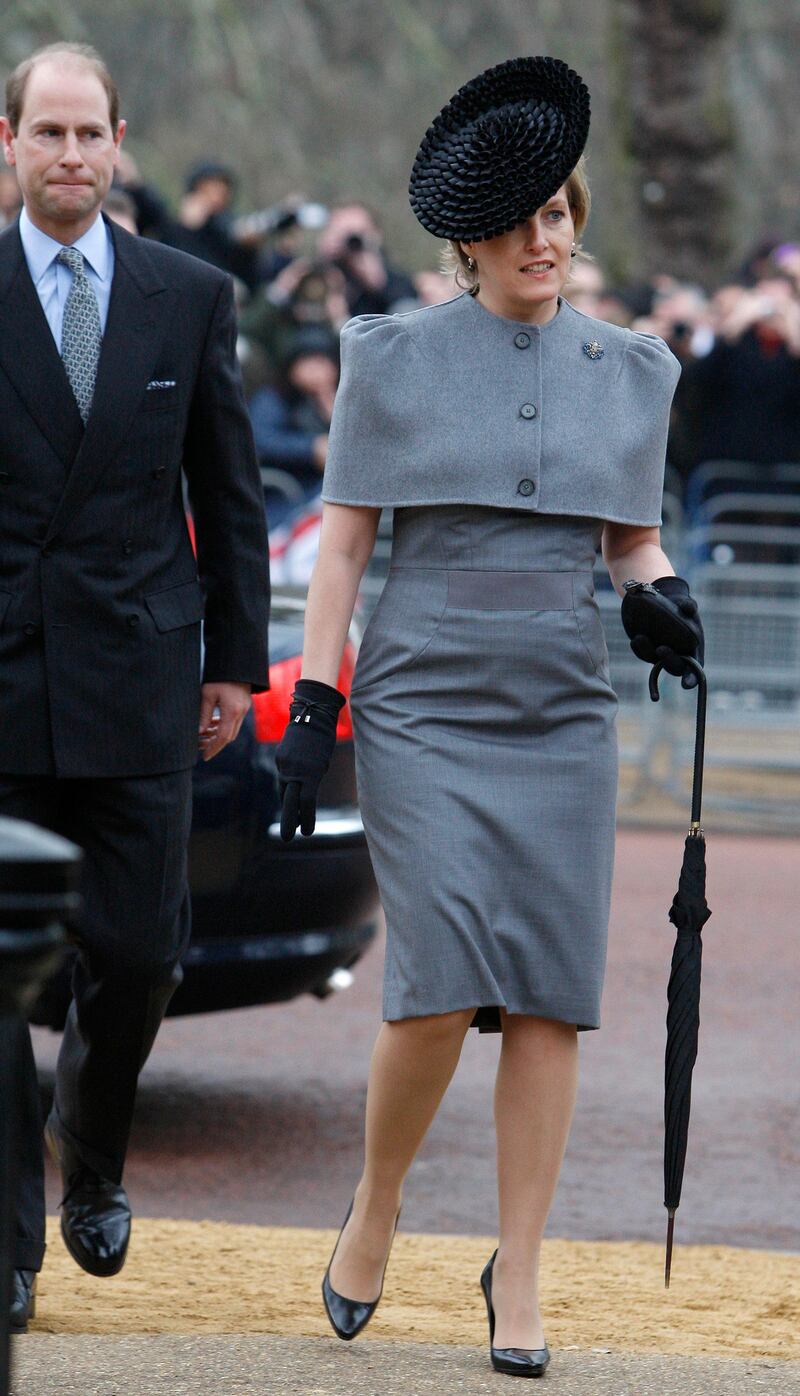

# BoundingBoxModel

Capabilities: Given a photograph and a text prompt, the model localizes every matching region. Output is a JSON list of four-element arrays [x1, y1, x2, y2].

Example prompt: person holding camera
[[316, 202, 416, 317], [274, 58, 703, 1378], [117, 152, 261, 289], [682, 272, 800, 466]]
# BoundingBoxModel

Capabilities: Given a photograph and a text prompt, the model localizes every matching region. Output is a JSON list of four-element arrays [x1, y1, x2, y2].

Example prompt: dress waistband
[[390, 568, 593, 611]]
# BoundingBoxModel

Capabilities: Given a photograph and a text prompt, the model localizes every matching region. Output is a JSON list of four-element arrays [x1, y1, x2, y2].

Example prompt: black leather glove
[[621, 576, 705, 691], [275, 679, 346, 840]]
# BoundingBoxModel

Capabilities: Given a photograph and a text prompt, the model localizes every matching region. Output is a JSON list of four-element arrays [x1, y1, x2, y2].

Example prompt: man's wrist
[[201, 679, 252, 695]]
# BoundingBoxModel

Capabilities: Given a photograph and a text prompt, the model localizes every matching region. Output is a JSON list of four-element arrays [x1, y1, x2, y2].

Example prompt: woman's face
[[463, 186, 575, 321]]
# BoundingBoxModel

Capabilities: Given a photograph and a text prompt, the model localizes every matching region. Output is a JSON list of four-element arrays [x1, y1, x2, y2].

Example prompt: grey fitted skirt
[[350, 507, 619, 1032]]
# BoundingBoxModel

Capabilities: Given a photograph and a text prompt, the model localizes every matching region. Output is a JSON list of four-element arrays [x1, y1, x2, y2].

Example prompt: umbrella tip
[[665, 1209, 676, 1289]]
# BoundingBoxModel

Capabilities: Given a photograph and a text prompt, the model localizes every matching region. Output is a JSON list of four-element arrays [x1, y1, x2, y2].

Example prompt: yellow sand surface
[[32, 1219, 799, 1360]]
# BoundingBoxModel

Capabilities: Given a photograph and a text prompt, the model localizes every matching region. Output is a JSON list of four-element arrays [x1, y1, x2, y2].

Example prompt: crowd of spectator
[[562, 253, 800, 482], [3, 157, 800, 525]]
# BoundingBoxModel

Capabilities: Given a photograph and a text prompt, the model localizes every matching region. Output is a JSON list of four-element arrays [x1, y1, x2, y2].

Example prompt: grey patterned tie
[[57, 246, 102, 424]]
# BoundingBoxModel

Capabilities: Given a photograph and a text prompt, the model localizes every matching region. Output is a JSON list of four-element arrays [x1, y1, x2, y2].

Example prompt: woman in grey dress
[[276, 58, 703, 1379]]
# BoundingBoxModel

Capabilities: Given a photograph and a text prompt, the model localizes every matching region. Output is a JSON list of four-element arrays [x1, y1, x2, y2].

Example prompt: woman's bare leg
[[329, 1008, 474, 1300], [490, 1014, 578, 1349]]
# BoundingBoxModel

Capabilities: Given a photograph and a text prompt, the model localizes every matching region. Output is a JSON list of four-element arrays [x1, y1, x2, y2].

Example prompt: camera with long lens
[[234, 200, 329, 242]]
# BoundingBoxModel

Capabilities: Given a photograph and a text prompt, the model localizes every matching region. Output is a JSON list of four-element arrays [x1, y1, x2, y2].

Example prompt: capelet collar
[[321, 292, 681, 528]]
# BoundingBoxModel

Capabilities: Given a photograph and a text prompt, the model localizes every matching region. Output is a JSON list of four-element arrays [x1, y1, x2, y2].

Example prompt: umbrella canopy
[[649, 656, 711, 1287]]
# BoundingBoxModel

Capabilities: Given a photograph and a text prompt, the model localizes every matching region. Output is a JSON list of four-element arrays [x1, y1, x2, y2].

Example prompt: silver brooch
[[583, 340, 604, 360]]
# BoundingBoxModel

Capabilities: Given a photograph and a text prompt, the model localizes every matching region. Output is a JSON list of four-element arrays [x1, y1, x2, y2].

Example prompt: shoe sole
[[490, 1356, 549, 1377]]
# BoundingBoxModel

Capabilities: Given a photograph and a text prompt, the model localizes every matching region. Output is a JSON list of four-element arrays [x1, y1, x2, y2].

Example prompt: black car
[[30, 587, 378, 1029]]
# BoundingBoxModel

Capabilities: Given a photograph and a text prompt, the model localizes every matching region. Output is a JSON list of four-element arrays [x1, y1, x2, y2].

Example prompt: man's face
[[1, 58, 125, 242], [194, 177, 232, 215]]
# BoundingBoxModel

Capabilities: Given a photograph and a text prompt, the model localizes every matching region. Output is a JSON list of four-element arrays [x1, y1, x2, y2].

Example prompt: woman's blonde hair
[[441, 156, 591, 291]]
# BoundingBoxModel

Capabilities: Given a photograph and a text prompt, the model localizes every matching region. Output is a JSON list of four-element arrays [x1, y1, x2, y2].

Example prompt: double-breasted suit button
[[151, 466, 166, 479], [23, 622, 38, 636], [0, 470, 10, 483], [520, 403, 537, 419], [123, 540, 133, 556], [517, 479, 535, 497], [41, 544, 52, 558], [514, 332, 531, 349], [127, 614, 140, 628]]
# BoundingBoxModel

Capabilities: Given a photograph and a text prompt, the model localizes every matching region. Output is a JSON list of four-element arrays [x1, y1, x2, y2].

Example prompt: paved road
[[12, 1336, 800, 1396], [31, 827, 799, 1250]]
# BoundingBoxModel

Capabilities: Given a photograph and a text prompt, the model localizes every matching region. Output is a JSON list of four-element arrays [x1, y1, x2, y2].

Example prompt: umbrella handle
[[649, 659, 707, 828]]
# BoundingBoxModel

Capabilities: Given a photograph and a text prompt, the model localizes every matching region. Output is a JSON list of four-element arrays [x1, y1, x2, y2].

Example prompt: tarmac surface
[[31, 827, 800, 1251], [11, 1335, 800, 1396]]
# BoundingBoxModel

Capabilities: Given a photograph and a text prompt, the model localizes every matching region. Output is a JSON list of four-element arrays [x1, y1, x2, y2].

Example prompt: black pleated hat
[[409, 57, 590, 243]]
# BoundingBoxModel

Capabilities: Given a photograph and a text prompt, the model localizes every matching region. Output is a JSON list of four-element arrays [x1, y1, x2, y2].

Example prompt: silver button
[[517, 479, 535, 497], [514, 332, 531, 349], [520, 403, 537, 419]]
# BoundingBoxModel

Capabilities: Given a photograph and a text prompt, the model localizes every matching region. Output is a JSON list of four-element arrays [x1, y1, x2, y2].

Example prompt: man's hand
[[179, 190, 216, 230], [198, 682, 252, 761]]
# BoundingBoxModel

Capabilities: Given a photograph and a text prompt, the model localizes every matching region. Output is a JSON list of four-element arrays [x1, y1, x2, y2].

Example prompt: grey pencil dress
[[322, 293, 681, 1032]]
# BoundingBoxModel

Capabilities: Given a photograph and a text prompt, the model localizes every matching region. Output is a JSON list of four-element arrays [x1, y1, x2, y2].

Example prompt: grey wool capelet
[[321, 292, 681, 527]]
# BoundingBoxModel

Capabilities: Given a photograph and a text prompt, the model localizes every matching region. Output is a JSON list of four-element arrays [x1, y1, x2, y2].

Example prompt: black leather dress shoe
[[9, 1270, 37, 1333], [480, 1251, 550, 1378], [45, 1120, 131, 1278], [322, 1199, 400, 1342]]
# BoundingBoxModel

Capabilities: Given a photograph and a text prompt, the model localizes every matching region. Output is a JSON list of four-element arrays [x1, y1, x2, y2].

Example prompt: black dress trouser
[[0, 771, 193, 1271]]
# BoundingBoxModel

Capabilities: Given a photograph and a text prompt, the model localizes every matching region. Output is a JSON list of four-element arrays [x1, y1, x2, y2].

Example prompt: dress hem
[[383, 998, 600, 1033]]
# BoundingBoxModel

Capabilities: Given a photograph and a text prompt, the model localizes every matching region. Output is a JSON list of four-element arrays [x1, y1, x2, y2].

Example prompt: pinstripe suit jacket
[[0, 216, 270, 777]]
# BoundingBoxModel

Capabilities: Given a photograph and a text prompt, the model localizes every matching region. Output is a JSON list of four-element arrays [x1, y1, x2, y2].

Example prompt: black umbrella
[[649, 655, 711, 1288]]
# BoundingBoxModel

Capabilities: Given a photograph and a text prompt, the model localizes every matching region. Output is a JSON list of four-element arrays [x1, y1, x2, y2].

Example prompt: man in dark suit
[[0, 42, 270, 1329]]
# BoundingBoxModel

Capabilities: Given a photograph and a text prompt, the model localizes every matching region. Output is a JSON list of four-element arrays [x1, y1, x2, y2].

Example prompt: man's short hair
[[5, 42, 120, 135], [184, 161, 237, 195]]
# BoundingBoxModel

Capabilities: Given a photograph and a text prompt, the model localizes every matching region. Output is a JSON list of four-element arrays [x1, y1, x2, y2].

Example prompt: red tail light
[[253, 642, 356, 743]]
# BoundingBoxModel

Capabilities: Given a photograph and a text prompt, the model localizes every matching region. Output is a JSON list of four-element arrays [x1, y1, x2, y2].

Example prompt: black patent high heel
[[322, 1199, 400, 1342], [480, 1250, 550, 1378]]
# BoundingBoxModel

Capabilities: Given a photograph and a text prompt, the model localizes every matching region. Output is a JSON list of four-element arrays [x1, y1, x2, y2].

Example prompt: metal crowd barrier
[[656, 558, 800, 823], [685, 460, 800, 517]]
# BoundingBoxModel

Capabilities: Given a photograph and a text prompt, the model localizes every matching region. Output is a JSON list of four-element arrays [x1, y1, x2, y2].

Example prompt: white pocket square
[[146, 379, 177, 391]]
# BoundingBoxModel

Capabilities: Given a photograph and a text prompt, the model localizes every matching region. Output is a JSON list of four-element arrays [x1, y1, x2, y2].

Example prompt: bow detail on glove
[[621, 577, 704, 691]]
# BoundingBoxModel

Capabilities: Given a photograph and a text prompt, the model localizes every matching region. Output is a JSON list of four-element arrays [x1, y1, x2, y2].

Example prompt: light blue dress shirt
[[19, 208, 115, 348]]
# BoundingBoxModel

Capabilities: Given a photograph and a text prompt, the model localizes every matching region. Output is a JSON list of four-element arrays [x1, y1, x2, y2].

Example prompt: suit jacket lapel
[[0, 224, 85, 467], [45, 221, 172, 542]]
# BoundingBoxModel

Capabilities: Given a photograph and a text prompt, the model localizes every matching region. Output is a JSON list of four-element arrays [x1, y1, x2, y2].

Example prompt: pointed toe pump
[[480, 1250, 551, 1378], [322, 1200, 400, 1342]]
